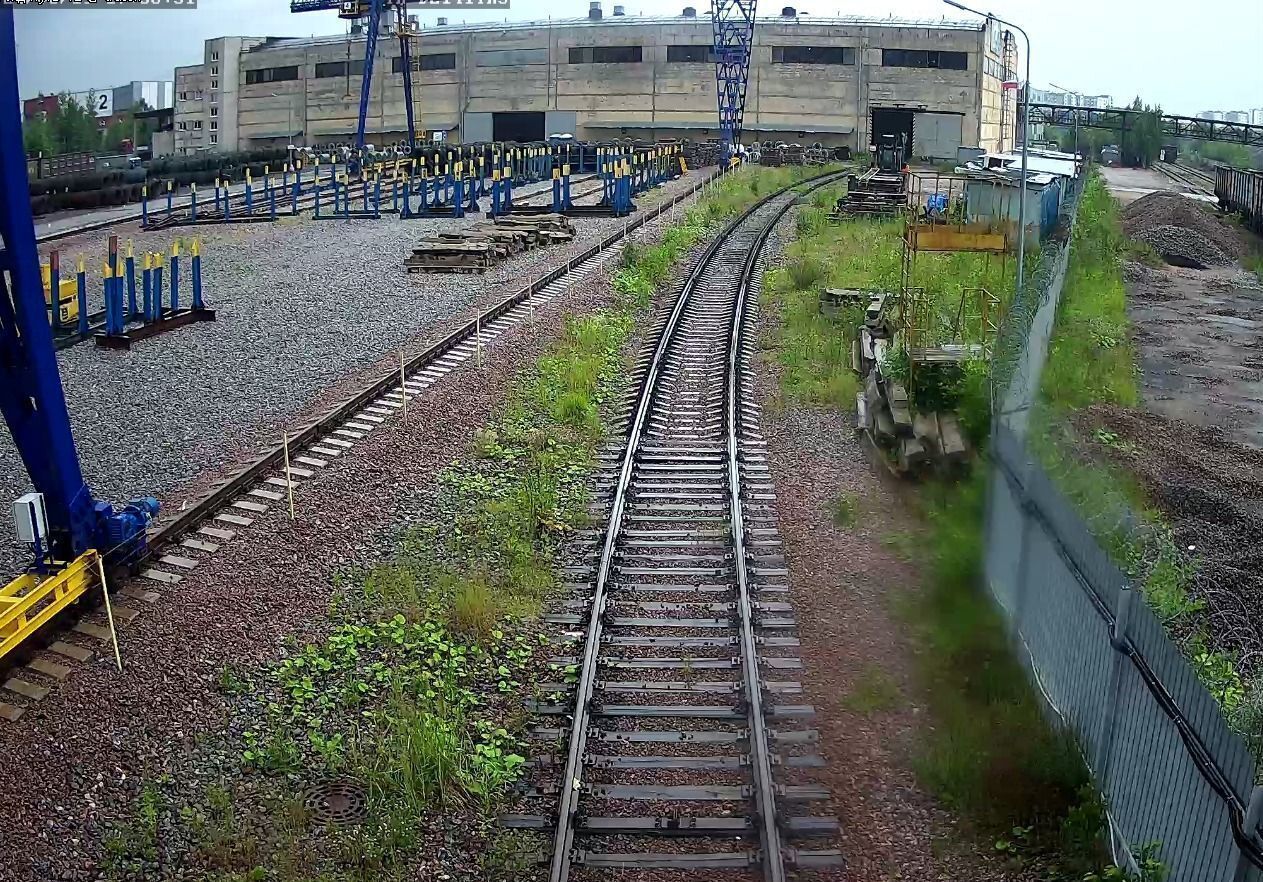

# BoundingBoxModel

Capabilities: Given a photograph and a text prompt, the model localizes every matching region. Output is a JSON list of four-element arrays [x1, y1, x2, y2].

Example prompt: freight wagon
[[1216, 166, 1263, 236]]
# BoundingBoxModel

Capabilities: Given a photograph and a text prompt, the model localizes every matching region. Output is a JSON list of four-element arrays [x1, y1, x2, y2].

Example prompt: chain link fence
[[983, 174, 1263, 881]]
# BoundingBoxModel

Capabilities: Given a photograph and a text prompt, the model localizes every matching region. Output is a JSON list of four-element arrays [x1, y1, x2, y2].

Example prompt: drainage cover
[[304, 779, 368, 826]]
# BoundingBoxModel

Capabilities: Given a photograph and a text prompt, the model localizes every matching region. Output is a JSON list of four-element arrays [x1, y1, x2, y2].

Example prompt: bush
[[450, 577, 500, 639], [786, 253, 829, 290]]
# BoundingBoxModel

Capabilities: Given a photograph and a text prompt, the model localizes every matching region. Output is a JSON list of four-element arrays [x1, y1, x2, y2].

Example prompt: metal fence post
[[1234, 787, 1263, 882], [1096, 586, 1135, 785]]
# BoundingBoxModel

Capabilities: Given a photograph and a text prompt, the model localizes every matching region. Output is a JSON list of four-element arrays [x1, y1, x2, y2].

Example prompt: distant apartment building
[[1028, 88, 1113, 109], [1252, 108, 1263, 126], [1223, 110, 1249, 124], [174, 36, 269, 154]]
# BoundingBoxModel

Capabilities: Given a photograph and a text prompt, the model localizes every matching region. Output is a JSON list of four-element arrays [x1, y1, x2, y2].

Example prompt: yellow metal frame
[[0, 551, 99, 663]]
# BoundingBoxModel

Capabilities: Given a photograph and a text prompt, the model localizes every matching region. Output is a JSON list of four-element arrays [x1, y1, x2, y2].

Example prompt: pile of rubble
[[1133, 223, 1231, 269], [1122, 191, 1248, 269], [404, 214, 575, 273]]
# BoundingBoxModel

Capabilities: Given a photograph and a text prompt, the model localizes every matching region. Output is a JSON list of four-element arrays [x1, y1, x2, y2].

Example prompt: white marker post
[[475, 314, 484, 368], [400, 351, 408, 421], [94, 552, 123, 672], [282, 432, 295, 520]]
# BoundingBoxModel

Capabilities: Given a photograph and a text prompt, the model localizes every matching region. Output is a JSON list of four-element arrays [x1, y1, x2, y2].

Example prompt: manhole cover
[[304, 779, 368, 826]]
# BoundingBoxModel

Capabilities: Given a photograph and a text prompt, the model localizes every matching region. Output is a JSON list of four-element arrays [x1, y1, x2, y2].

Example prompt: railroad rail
[[0, 166, 736, 694], [1155, 161, 1216, 195], [512, 172, 846, 879]]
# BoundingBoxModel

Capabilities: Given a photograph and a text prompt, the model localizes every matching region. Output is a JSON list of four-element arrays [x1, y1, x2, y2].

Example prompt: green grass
[[761, 207, 1013, 424], [1246, 251, 1263, 284], [1033, 174, 1257, 739], [831, 492, 858, 528], [840, 665, 902, 714], [905, 476, 1110, 877], [1040, 175, 1139, 412]]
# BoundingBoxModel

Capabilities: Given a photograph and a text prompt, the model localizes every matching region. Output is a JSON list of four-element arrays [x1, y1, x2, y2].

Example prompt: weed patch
[[840, 666, 902, 714]]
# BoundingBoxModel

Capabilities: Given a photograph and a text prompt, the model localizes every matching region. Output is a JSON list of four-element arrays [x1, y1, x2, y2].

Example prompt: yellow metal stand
[[0, 551, 99, 663]]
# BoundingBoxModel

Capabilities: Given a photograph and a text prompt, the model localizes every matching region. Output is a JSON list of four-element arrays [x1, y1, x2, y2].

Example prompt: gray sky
[[14, 0, 1263, 116]]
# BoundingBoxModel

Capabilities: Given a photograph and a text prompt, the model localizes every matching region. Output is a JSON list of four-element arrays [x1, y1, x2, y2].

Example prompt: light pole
[[944, 0, 1030, 302]]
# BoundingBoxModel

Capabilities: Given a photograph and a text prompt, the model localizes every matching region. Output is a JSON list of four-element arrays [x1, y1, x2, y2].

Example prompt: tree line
[[22, 92, 156, 157]]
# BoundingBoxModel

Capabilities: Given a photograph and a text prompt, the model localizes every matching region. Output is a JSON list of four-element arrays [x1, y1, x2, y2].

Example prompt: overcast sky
[[13, 0, 1262, 116]]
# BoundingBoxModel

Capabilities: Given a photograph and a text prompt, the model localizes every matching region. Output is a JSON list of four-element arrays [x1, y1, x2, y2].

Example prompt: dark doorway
[[871, 108, 914, 161], [493, 111, 545, 143]]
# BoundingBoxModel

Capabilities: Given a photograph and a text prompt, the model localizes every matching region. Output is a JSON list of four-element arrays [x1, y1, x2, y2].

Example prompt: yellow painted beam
[[0, 551, 99, 663], [910, 224, 1009, 254]]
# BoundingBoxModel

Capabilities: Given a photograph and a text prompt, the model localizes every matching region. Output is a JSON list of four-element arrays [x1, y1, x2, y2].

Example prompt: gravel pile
[[0, 171, 708, 578], [1122, 191, 1249, 267], [1134, 223, 1232, 269]]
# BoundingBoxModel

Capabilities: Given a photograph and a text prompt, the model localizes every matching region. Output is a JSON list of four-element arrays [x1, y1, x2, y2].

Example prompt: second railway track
[[512, 174, 847, 880]]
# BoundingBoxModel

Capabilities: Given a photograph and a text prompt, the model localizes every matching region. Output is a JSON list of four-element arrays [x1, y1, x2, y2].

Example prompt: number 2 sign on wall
[[93, 91, 113, 118]]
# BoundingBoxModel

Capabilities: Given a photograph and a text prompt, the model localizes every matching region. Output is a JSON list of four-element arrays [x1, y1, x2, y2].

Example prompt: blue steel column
[[397, 2, 417, 149], [354, 0, 385, 151], [0, 6, 96, 560], [711, 0, 756, 162]]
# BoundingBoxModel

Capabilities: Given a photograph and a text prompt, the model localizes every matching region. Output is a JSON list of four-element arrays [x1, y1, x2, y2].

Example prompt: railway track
[[510, 174, 846, 880], [1155, 160, 1216, 195], [0, 167, 746, 707]]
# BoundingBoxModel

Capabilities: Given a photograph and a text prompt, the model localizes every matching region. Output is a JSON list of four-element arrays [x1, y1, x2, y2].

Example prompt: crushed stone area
[[0, 193, 708, 882], [0, 171, 707, 578], [0, 253, 620, 882], [1077, 404, 1263, 674], [1119, 189, 1263, 450]]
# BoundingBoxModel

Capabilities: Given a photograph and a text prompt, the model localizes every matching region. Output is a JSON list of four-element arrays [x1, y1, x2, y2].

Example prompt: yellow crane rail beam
[[0, 551, 99, 663]]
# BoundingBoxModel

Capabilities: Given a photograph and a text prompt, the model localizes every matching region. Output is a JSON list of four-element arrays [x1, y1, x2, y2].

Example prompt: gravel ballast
[[0, 171, 709, 577], [0, 187, 713, 881]]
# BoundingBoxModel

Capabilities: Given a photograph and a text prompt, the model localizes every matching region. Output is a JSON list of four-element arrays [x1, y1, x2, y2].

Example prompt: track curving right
[[521, 172, 847, 881]]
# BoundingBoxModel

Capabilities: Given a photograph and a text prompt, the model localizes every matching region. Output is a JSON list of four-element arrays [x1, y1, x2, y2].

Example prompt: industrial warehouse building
[[170, 6, 1017, 160]]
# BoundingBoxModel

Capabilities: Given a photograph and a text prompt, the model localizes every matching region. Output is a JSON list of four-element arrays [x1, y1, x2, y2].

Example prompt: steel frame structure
[[0, 7, 98, 561], [1025, 103, 1263, 148], [711, 0, 756, 158], [290, 0, 417, 149]]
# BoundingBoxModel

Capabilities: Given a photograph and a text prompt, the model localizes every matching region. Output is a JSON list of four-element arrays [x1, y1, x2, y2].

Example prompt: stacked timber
[[405, 213, 575, 274], [847, 288, 972, 475]]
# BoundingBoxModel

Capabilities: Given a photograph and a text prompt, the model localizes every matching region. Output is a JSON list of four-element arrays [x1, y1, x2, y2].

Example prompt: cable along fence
[[982, 174, 1263, 882]]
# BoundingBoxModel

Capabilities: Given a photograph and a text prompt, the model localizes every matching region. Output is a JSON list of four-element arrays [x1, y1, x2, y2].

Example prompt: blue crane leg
[[0, 7, 96, 560], [354, 0, 384, 151]]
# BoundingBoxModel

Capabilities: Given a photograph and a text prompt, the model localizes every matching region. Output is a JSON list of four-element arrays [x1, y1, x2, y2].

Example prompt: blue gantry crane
[[290, 0, 418, 156], [711, 0, 756, 163], [0, 6, 158, 659]]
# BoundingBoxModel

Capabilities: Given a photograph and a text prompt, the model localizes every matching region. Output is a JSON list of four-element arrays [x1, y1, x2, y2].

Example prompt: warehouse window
[[177, 121, 186, 131], [314, 59, 365, 78], [882, 49, 968, 70], [667, 44, 715, 63], [211, 51, 219, 61], [771, 45, 855, 65], [568, 45, 642, 64], [192, 120, 201, 130], [244, 65, 301, 85], [392, 52, 456, 73]]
